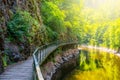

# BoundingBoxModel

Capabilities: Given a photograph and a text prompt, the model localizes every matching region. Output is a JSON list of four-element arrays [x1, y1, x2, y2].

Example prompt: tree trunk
[[117, 47, 120, 53]]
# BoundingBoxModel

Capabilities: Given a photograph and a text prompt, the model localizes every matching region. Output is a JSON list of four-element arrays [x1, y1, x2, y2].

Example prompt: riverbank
[[64, 45, 120, 80], [41, 49, 79, 80], [78, 45, 120, 57]]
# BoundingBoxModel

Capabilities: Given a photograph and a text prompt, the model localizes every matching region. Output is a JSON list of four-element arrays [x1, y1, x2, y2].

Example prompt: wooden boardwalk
[[0, 45, 57, 80], [0, 57, 33, 80], [0, 42, 77, 80]]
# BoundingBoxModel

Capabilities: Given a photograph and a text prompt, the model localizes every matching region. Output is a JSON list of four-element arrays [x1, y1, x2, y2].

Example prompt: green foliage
[[80, 18, 120, 51], [61, 0, 82, 40], [1, 53, 12, 67], [41, 0, 83, 41], [2, 55, 8, 67], [41, 1, 65, 33], [76, 0, 120, 51], [7, 11, 38, 42], [46, 27, 58, 41]]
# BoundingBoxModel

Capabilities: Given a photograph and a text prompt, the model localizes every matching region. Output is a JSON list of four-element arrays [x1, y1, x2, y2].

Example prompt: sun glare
[[82, 0, 120, 22], [84, 0, 120, 9]]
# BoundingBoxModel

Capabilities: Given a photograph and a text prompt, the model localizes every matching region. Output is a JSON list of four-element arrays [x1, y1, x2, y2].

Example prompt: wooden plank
[[0, 57, 33, 80]]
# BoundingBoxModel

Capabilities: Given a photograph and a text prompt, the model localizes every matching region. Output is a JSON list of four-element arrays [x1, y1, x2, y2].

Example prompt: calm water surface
[[63, 49, 120, 80]]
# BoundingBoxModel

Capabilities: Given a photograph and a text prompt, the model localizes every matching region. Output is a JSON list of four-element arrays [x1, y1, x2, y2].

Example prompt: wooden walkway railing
[[33, 40, 77, 80]]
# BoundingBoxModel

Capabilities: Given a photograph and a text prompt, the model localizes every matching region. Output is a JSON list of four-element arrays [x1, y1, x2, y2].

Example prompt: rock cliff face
[[0, 0, 43, 59], [41, 49, 79, 80], [0, 0, 25, 74]]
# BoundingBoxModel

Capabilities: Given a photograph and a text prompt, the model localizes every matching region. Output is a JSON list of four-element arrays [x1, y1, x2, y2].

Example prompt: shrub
[[41, 1, 66, 36], [7, 11, 38, 42], [46, 27, 58, 41]]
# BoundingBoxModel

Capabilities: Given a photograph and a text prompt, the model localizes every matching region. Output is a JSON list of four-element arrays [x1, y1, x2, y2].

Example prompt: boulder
[[4, 43, 23, 62]]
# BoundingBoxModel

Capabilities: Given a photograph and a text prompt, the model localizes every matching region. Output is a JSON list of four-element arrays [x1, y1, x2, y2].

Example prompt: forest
[[0, 0, 120, 80]]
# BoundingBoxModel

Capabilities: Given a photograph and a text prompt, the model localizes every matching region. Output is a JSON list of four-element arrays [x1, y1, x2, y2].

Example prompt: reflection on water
[[63, 48, 120, 80]]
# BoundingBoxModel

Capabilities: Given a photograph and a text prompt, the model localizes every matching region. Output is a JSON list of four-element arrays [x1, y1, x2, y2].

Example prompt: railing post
[[40, 50, 43, 63], [33, 40, 78, 80], [40, 50, 41, 64], [43, 45, 45, 60]]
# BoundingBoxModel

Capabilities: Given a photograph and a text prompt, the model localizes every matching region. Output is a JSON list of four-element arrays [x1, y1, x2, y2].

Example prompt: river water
[[63, 48, 120, 80]]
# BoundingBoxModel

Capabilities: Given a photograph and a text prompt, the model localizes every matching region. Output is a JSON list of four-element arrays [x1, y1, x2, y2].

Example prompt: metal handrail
[[33, 40, 78, 80]]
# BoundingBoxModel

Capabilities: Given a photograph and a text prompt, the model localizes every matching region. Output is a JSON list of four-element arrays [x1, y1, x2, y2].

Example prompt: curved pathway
[[0, 42, 77, 80], [0, 45, 60, 80]]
